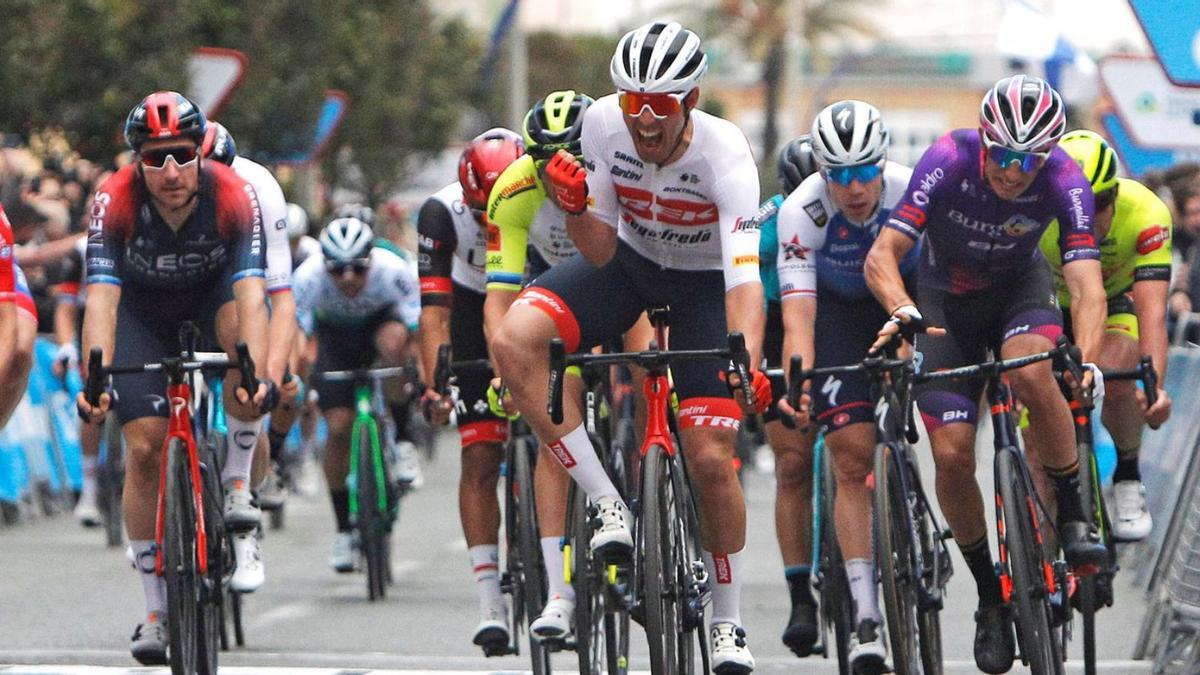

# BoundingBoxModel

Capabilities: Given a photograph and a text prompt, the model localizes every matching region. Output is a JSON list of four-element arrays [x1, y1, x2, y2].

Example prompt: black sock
[[959, 536, 1002, 606], [330, 488, 352, 532], [1112, 450, 1141, 483], [389, 403, 410, 442], [785, 566, 814, 605], [267, 427, 288, 463], [1046, 461, 1085, 524]]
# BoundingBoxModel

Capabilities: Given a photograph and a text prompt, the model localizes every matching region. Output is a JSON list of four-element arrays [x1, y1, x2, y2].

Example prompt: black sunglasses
[[140, 145, 199, 170], [326, 259, 370, 276]]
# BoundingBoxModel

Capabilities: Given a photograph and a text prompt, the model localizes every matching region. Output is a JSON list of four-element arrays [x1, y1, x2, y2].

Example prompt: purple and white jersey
[[885, 129, 1099, 294]]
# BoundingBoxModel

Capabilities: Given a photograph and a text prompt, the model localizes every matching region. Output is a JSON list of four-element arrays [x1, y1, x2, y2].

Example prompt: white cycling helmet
[[285, 203, 309, 240], [319, 217, 373, 262], [810, 100, 889, 168], [979, 74, 1066, 153], [610, 21, 708, 94]]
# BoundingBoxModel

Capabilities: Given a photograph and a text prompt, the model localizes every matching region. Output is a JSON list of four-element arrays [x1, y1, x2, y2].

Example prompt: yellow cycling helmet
[[522, 90, 593, 161], [1059, 129, 1120, 195]]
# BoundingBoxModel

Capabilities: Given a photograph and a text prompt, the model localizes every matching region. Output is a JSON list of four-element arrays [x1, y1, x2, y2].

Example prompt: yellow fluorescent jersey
[[1040, 177, 1173, 307], [484, 155, 578, 292]]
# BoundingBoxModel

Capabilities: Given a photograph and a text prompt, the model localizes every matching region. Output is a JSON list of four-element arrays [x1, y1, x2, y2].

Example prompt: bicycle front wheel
[[163, 438, 200, 675], [512, 437, 551, 674], [357, 421, 388, 601], [875, 443, 921, 674], [100, 413, 125, 548], [818, 444, 853, 674], [642, 443, 680, 675], [997, 450, 1063, 675]]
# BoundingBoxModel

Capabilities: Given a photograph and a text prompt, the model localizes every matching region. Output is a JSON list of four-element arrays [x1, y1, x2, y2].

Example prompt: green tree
[[0, 0, 194, 159]]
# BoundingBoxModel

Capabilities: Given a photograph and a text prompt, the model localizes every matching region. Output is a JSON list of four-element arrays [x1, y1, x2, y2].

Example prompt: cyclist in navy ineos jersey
[[864, 75, 1107, 674], [75, 91, 274, 666]]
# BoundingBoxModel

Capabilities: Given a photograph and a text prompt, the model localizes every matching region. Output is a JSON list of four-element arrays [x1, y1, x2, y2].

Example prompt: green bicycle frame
[[348, 384, 389, 519]]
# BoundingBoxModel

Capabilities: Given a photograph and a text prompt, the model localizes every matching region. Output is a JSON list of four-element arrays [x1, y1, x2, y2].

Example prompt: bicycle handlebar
[[1052, 335, 1158, 409], [547, 333, 747, 425], [84, 342, 258, 411]]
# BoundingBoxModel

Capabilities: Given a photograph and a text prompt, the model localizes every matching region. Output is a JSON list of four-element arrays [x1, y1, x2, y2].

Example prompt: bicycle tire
[[196, 442, 225, 673], [100, 413, 125, 548], [875, 443, 921, 674], [1076, 436, 1113, 675], [642, 443, 678, 675], [357, 420, 387, 601], [670, 451, 704, 674], [164, 438, 199, 675], [818, 444, 853, 675], [572, 486, 604, 675], [513, 436, 551, 675], [997, 450, 1063, 675]]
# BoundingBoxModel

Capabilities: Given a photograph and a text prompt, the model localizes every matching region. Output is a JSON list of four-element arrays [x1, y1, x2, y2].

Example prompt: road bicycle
[[96, 410, 125, 548], [915, 343, 1079, 675], [786, 351, 953, 675], [548, 307, 752, 675], [313, 364, 412, 601], [83, 335, 258, 675], [1053, 341, 1158, 675]]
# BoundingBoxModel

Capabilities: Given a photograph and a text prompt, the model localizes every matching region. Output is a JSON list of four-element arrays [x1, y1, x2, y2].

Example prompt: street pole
[[509, 0, 528, 130]]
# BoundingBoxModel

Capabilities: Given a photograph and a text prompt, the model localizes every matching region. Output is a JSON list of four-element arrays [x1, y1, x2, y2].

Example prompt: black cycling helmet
[[201, 121, 238, 166], [523, 90, 593, 161], [124, 91, 207, 152], [778, 134, 818, 196]]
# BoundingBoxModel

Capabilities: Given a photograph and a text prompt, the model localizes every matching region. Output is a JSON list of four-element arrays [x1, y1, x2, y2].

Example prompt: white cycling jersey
[[293, 246, 421, 336], [230, 156, 291, 294], [776, 161, 913, 300], [425, 182, 488, 293], [581, 94, 761, 290]]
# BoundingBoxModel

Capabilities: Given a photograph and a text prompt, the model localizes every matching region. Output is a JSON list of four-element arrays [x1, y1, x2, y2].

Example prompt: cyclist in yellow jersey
[[1038, 129, 1173, 541]]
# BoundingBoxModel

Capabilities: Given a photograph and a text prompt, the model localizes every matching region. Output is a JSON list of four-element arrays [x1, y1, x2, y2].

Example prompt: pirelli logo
[[733, 255, 759, 266]]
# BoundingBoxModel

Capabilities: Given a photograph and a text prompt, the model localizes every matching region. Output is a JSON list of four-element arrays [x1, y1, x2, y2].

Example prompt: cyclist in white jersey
[[776, 101, 919, 671], [202, 121, 295, 592], [491, 21, 767, 674], [292, 217, 421, 569]]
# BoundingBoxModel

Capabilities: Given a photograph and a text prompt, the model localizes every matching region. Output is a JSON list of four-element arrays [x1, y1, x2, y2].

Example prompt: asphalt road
[[0, 425, 1154, 673]]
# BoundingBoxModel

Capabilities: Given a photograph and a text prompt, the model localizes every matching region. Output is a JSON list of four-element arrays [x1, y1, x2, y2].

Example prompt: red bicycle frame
[[152, 378, 210, 576], [640, 320, 677, 460]]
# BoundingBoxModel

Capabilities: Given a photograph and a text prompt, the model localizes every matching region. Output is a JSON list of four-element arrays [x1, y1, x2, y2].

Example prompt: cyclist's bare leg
[[460, 441, 503, 545], [928, 422, 986, 544], [215, 300, 268, 495], [622, 313, 653, 439], [826, 422, 873, 560], [121, 416, 170, 622], [322, 407, 355, 490], [767, 421, 814, 565], [1094, 332, 1141, 450], [1002, 333, 1077, 507]]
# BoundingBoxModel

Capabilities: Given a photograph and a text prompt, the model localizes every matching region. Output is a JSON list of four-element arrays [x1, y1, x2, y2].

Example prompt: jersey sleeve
[[388, 257, 422, 331], [51, 244, 84, 303], [292, 258, 320, 336], [580, 102, 619, 228], [86, 167, 137, 286], [253, 165, 293, 294], [885, 133, 959, 240], [775, 181, 826, 300], [1051, 152, 1101, 266], [214, 165, 267, 283], [485, 158, 538, 292], [417, 197, 457, 306], [711, 136, 763, 291], [1131, 188, 1173, 283], [0, 204, 14, 298]]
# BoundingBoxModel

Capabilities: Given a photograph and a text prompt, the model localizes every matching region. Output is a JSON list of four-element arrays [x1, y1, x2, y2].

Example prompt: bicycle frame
[[154, 370, 209, 577], [348, 379, 388, 520]]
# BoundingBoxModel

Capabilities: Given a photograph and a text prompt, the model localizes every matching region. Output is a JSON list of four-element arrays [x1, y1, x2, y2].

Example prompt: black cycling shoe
[[974, 603, 1015, 674], [1060, 520, 1108, 570], [781, 599, 819, 657]]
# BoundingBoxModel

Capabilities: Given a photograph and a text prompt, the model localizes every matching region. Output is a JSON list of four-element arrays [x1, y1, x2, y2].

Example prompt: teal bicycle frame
[[809, 434, 826, 572]]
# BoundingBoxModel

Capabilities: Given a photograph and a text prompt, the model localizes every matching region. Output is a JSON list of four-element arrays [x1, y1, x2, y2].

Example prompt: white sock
[[80, 455, 98, 500], [222, 416, 262, 486], [846, 558, 881, 624], [704, 548, 745, 626], [541, 536, 574, 602], [547, 425, 619, 500], [131, 539, 166, 619], [469, 545, 504, 614]]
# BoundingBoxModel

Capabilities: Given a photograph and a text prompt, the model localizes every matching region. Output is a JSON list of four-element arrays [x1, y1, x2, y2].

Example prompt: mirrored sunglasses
[[618, 91, 686, 119], [983, 139, 1047, 174], [140, 145, 199, 170], [824, 163, 884, 186]]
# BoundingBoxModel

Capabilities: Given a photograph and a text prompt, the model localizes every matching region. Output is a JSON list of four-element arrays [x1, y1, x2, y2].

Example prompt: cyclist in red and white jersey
[[75, 91, 274, 665], [0, 202, 36, 429], [491, 21, 766, 673]]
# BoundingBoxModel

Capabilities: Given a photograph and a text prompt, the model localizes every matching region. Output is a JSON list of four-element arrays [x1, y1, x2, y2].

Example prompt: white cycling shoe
[[230, 531, 265, 592], [393, 440, 423, 490], [472, 605, 511, 656], [1112, 480, 1153, 541], [130, 614, 169, 666], [531, 595, 574, 640], [74, 490, 101, 528], [223, 480, 261, 531], [590, 496, 633, 555], [329, 531, 357, 573], [710, 622, 755, 674], [848, 618, 889, 675]]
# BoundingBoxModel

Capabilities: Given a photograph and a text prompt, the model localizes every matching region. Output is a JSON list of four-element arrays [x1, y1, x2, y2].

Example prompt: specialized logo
[[713, 554, 732, 584], [548, 440, 577, 468], [1136, 225, 1170, 255], [803, 200, 828, 227], [782, 235, 811, 261], [821, 375, 841, 407]]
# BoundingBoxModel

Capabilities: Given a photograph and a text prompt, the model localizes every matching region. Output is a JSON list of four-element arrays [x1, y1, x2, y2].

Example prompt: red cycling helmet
[[124, 91, 207, 152], [458, 128, 524, 212]]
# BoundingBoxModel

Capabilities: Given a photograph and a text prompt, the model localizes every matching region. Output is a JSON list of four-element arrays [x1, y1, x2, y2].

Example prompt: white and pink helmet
[[979, 75, 1066, 153]]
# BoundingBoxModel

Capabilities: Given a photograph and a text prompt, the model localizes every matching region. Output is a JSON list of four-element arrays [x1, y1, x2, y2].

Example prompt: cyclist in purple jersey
[[75, 91, 274, 666], [865, 75, 1107, 674]]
